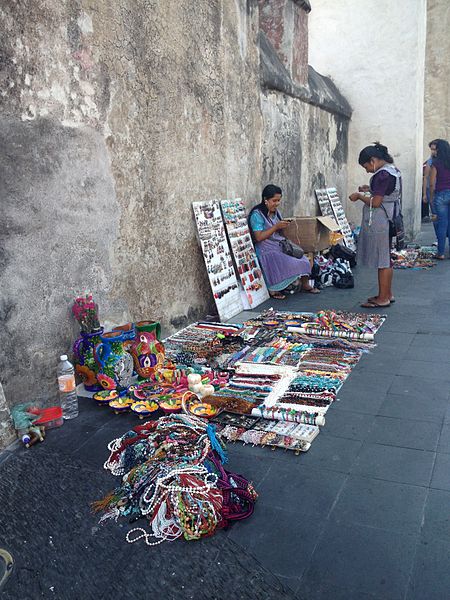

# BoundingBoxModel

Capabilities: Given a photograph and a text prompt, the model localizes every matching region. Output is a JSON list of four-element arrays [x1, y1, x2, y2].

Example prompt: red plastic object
[[34, 406, 64, 429]]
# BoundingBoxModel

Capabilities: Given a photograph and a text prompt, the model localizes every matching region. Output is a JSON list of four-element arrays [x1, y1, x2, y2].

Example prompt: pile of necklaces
[[93, 414, 257, 546], [391, 246, 437, 270]]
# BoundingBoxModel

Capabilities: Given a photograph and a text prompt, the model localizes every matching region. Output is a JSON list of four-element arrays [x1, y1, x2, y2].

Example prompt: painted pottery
[[130, 320, 165, 379], [131, 400, 160, 418], [93, 390, 119, 405], [109, 397, 133, 413], [73, 327, 104, 391], [187, 402, 220, 419], [111, 323, 136, 352], [159, 395, 183, 414], [129, 381, 163, 401], [94, 331, 134, 391]]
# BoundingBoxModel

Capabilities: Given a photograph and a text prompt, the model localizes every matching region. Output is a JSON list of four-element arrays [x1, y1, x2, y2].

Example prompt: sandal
[[360, 300, 390, 308], [368, 296, 395, 304], [301, 286, 321, 294], [269, 291, 286, 300]]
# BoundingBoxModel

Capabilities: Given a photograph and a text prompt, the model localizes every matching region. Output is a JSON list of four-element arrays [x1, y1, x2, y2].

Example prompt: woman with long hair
[[248, 184, 319, 299], [429, 138, 450, 259], [349, 142, 402, 308]]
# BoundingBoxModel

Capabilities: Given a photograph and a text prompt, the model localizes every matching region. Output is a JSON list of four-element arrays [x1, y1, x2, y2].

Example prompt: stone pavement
[[1, 223, 449, 599]]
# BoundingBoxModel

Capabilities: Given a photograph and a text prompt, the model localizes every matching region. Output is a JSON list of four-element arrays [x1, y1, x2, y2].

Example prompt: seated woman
[[248, 184, 320, 299]]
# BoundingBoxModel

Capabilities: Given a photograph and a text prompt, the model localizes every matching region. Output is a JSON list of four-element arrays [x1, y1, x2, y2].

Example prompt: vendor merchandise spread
[[76, 298, 386, 547]]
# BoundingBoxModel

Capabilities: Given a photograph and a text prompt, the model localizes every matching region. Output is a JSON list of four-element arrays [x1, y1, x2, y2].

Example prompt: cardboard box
[[284, 216, 341, 252]]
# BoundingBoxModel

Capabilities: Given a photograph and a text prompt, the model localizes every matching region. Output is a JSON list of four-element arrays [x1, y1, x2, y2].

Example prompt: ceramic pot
[[111, 323, 136, 344], [94, 331, 134, 391], [130, 320, 165, 379], [73, 328, 104, 391]]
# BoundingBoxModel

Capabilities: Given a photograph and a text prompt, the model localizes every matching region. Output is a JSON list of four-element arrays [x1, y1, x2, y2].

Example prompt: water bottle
[[57, 355, 79, 419]]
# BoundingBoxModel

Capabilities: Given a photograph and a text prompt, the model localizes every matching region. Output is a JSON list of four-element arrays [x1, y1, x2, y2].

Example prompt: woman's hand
[[349, 192, 360, 202], [275, 220, 290, 230]]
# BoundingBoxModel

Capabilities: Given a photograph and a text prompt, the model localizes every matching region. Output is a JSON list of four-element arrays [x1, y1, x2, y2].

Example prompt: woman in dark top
[[349, 142, 402, 308], [429, 139, 450, 259]]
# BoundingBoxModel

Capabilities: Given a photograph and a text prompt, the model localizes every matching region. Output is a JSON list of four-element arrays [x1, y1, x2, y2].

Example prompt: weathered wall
[[259, 23, 351, 218], [0, 383, 15, 449], [308, 0, 427, 237], [0, 0, 350, 446], [0, 0, 263, 421], [423, 0, 450, 155]]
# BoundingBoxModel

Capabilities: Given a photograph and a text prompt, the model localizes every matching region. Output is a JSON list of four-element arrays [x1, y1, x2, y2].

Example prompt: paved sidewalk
[[1, 224, 449, 599]]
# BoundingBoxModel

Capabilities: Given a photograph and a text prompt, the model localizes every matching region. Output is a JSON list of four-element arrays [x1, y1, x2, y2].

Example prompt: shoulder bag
[[381, 202, 405, 250]]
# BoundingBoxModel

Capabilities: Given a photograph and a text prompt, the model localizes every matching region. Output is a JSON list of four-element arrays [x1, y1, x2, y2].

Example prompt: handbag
[[381, 202, 405, 250], [279, 237, 304, 259], [328, 244, 357, 267]]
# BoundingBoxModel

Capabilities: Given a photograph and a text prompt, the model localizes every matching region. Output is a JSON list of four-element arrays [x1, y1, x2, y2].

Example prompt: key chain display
[[193, 200, 244, 320], [220, 198, 269, 309]]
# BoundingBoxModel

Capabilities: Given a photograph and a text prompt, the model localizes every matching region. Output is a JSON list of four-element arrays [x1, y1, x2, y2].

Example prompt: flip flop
[[269, 291, 286, 300], [302, 287, 321, 294], [360, 300, 391, 308], [367, 296, 395, 303]]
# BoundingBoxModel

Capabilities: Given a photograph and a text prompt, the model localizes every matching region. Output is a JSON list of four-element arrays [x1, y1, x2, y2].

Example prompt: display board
[[220, 198, 270, 309], [314, 188, 334, 217], [325, 187, 356, 251], [193, 200, 244, 321]]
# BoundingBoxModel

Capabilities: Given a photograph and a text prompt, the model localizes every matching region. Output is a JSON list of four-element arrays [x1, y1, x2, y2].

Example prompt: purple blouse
[[371, 170, 396, 197], [433, 158, 450, 192]]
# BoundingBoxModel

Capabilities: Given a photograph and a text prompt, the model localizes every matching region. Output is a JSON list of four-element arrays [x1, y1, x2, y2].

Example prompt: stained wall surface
[[308, 0, 427, 235], [423, 0, 450, 155], [0, 0, 349, 446]]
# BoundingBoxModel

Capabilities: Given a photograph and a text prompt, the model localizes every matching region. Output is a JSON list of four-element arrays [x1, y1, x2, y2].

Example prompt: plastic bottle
[[57, 355, 79, 419]]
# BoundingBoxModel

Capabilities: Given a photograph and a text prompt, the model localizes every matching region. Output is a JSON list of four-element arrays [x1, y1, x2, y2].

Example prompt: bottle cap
[[60, 354, 68, 361]]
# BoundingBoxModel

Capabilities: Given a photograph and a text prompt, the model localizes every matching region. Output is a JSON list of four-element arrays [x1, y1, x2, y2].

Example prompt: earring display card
[[325, 188, 357, 252], [193, 200, 244, 321], [220, 198, 270, 309], [315, 188, 334, 217]]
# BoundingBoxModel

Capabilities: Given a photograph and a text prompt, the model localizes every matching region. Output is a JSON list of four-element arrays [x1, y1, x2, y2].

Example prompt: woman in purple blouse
[[429, 139, 450, 259], [248, 184, 320, 299], [349, 142, 402, 308]]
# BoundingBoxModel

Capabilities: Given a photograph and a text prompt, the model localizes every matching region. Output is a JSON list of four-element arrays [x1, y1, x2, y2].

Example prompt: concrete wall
[[0, 0, 349, 446], [308, 0, 427, 236], [424, 0, 450, 155]]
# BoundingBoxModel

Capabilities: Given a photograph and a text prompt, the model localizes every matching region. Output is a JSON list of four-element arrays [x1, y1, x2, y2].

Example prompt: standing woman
[[248, 184, 319, 299], [349, 142, 402, 308], [429, 139, 450, 259]]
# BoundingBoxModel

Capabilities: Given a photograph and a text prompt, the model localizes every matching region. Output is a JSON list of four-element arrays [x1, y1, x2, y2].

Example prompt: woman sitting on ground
[[248, 184, 320, 299], [429, 138, 450, 259], [349, 142, 402, 308]]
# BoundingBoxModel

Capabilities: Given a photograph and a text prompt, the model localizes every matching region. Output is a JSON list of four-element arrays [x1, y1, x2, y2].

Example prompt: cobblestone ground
[[1, 224, 449, 599]]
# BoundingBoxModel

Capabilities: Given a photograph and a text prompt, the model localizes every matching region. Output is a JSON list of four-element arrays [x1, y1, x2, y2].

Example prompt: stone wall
[[423, 0, 450, 155], [0, 0, 349, 446], [308, 0, 427, 237]]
